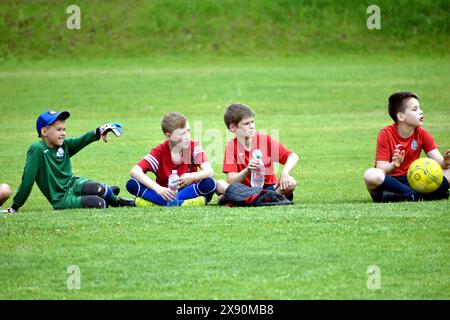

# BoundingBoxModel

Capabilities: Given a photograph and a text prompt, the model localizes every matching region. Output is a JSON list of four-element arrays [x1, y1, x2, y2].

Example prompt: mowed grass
[[0, 54, 449, 299]]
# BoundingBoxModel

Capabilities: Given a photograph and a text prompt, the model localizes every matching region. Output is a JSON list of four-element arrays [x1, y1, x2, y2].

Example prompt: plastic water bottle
[[167, 170, 179, 206], [251, 149, 265, 188]]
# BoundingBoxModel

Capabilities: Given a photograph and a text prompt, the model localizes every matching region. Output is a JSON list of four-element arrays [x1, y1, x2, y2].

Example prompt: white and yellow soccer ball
[[407, 158, 443, 193]]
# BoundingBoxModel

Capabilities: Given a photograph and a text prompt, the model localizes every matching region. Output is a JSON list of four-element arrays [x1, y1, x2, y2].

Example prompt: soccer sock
[[100, 184, 120, 205], [379, 175, 420, 201], [126, 178, 182, 206], [442, 177, 450, 190], [178, 178, 216, 202]]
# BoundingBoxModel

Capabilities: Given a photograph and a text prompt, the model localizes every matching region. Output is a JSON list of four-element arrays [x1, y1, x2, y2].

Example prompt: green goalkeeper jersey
[[12, 131, 98, 210]]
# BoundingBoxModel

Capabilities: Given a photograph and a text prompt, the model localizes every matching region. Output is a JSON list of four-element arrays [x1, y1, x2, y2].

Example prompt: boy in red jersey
[[126, 112, 216, 206], [364, 92, 450, 202], [218, 104, 298, 200]]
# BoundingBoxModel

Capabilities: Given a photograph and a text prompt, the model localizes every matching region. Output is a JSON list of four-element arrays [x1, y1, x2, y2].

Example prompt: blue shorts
[[371, 175, 449, 202]]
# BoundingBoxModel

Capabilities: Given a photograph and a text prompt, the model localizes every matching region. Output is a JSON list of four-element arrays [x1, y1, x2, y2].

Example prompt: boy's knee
[[81, 195, 106, 209], [197, 177, 217, 195], [289, 177, 297, 189], [126, 178, 141, 196], [279, 177, 297, 195], [215, 180, 229, 195], [0, 183, 11, 206], [443, 168, 450, 183], [364, 168, 384, 187], [82, 181, 105, 196]]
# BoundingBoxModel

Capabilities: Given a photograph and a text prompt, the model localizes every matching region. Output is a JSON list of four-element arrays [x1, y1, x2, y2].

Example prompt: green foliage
[[0, 0, 449, 60]]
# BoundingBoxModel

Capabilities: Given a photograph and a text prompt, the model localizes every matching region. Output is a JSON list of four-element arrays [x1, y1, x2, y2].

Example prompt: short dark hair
[[388, 92, 419, 122], [161, 112, 187, 133], [224, 104, 255, 129]]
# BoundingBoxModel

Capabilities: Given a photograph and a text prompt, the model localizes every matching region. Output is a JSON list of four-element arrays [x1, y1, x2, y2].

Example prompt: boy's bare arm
[[226, 158, 260, 184], [278, 153, 299, 190], [427, 149, 450, 169], [376, 148, 404, 173], [280, 153, 299, 176], [226, 170, 247, 184], [177, 162, 214, 189]]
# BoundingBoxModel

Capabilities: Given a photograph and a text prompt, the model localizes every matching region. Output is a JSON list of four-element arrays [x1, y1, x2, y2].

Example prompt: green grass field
[[0, 54, 449, 299]]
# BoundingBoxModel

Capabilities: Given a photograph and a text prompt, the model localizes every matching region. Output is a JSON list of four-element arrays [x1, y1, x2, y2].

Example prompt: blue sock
[[100, 184, 119, 207], [380, 175, 420, 201], [178, 177, 216, 202], [101, 184, 113, 199], [126, 178, 182, 206]]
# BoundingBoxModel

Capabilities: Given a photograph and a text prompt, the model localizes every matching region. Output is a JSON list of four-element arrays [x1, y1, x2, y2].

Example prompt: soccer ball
[[407, 158, 443, 193]]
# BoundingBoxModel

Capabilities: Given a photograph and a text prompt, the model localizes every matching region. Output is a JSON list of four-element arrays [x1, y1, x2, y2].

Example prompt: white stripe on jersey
[[149, 154, 159, 166], [193, 146, 204, 158], [144, 154, 158, 172]]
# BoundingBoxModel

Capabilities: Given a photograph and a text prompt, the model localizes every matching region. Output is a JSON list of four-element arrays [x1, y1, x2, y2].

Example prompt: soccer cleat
[[114, 197, 136, 207], [381, 191, 408, 203], [181, 196, 206, 207], [134, 197, 158, 207], [111, 186, 120, 196]]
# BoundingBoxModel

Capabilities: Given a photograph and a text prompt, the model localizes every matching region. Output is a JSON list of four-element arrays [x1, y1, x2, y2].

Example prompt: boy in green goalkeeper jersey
[[5, 110, 135, 213]]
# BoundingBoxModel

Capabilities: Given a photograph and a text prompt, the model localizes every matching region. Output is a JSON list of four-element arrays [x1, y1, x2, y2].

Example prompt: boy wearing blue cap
[[5, 110, 134, 212]]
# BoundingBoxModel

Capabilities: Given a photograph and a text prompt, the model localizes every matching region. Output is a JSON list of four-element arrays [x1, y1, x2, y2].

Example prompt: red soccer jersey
[[137, 140, 208, 187], [375, 124, 438, 176], [222, 132, 293, 187]]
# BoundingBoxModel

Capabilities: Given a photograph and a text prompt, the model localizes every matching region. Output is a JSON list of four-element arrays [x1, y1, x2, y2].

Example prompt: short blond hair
[[161, 112, 187, 133]]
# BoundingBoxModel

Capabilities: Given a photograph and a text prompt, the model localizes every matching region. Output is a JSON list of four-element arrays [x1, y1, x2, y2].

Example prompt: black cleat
[[111, 197, 135, 207], [381, 191, 407, 203], [111, 186, 120, 196]]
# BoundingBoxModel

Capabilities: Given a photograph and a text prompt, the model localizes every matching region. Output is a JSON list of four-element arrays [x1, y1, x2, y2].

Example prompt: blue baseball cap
[[36, 110, 70, 137]]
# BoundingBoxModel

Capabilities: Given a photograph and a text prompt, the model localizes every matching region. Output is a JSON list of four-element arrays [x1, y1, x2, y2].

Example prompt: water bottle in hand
[[251, 149, 265, 188], [167, 170, 179, 206]]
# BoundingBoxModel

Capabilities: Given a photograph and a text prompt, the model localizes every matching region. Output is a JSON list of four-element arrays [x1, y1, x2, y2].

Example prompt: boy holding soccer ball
[[126, 112, 217, 206], [4, 110, 135, 213], [364, 92, 450, 202]]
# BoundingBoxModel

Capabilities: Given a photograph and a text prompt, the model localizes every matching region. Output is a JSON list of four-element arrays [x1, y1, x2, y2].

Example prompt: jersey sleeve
[[222, 141, 238, 173], [375, 129, 391, 162], [192, 142, 208, 166], [268, 135, 292, 165], [421, 128, 438, 153], [12, 144, 41, 210], [65, 131, 98, 157], [137, 146, 161, 174]]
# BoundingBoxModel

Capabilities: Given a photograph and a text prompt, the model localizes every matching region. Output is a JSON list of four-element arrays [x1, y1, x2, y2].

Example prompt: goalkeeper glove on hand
[[96, 122, 123, 142]]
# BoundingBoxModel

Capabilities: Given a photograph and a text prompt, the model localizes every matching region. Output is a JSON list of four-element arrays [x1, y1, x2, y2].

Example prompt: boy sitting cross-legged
[[216, 103, 299, 200], [126, 112, 216, 207], [364, 92, 450, 202]]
